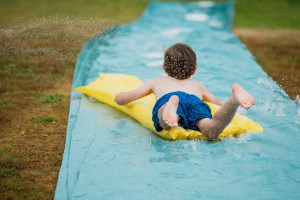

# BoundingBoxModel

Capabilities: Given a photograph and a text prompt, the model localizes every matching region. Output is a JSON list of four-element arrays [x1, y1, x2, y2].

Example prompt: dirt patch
[[0, 17, 110, 199], [234, 28, 300, 99]]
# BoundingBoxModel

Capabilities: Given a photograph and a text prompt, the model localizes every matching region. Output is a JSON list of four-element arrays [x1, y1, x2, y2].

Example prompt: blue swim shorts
[[152, 91, 212, 132]]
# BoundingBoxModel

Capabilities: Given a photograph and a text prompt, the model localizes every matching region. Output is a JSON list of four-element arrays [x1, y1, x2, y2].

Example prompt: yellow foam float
[[76, 73, 263, 140]]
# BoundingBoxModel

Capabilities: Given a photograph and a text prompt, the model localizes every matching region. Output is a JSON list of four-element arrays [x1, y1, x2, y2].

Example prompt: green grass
[[234, 0, 300, 29], [44, 93, 65, 105], [0, 0, 148, 24], [31, 116, 57, 122], [0, 100, 11, 108], [0, 0, 299, 29]]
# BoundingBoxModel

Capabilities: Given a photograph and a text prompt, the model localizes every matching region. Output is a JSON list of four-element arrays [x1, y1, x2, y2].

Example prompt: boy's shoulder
[[188, 79, 207, 90], [145, 76, 165, 86], [148, 76, 205, 86], [149, 76, 168, 82]]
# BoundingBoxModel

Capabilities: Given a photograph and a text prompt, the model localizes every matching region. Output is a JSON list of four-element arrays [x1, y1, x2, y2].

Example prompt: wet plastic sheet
[[55, 1, 300, 199]]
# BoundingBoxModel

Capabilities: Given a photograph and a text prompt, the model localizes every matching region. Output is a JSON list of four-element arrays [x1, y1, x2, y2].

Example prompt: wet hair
[[163, 43, 197, 80]]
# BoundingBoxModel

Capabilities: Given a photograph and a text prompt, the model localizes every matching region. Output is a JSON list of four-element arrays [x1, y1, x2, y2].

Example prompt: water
[[55, 1, 300, 199]]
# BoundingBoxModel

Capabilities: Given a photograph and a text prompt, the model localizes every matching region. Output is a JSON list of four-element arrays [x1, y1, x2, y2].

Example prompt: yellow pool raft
[[76, 73, 263, 140]]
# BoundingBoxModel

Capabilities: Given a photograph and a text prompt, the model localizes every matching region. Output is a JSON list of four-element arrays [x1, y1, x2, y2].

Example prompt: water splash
[[0, 16, 113, 61], [185, 13, 209, 22], [256, 76, 289, 117]]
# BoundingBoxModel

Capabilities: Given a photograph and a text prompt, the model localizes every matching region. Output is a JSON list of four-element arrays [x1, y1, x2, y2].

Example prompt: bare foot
[[162, 95, 180, 128], [232, 84, 255, 109]]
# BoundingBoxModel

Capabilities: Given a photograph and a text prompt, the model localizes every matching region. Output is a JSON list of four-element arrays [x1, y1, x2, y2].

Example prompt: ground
[[0, 18, 109, 199], [0, 1, 299, 199], [234, 29, 300, 99]]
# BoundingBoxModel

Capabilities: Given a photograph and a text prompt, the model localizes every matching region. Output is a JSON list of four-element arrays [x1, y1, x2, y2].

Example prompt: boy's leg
[[197, 84, 255, 139], [158, 95, 180, 130]]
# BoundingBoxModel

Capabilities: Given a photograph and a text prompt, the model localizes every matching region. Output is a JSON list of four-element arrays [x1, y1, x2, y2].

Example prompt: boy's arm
[[115, 80, 153, 105], [200, 84, 223, 106]]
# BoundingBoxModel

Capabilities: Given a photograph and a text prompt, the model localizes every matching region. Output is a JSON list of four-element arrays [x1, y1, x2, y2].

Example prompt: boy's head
[[163, 43, 197, 80]]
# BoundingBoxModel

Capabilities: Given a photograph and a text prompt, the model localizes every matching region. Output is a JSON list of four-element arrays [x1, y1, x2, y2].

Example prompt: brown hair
[[163, 43, 197, 80]]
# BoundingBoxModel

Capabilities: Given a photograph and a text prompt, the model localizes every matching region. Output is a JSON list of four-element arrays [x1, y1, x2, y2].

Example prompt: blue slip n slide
[[55, 1, 300, 199]]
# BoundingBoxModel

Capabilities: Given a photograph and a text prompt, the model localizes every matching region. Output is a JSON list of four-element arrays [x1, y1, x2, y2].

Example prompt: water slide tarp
[[55, 1, 300, 199]]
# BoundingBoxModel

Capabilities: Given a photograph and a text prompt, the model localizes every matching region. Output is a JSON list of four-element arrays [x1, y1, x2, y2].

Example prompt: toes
[[163, 116, 178, 127], [170, 122, 178, 127], [246, 102, 254, 109], [163, 117, 173, 126], [241, 102, 252, 109]]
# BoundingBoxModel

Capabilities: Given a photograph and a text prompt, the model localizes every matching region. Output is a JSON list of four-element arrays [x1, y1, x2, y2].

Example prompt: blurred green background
[[1, 0, 300, 28]]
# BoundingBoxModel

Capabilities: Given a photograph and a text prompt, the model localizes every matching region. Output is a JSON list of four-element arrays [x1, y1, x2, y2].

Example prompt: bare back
[[115, 75, 222, 107], [151, 76, 204, 100]]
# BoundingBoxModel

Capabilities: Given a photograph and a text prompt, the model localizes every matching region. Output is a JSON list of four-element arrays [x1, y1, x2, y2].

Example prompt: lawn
[[0, 0, 299, 199]]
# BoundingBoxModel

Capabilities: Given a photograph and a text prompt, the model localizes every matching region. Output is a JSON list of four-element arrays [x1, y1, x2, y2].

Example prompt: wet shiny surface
[[55, 1, 300, 199]]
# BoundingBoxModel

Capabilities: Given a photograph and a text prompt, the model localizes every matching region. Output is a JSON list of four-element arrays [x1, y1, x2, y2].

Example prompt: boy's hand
[[115, 92, 127, 105]]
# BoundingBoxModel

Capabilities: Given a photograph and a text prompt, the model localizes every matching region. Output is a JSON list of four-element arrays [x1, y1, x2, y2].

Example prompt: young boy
[[115, 43, 255, 140]]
